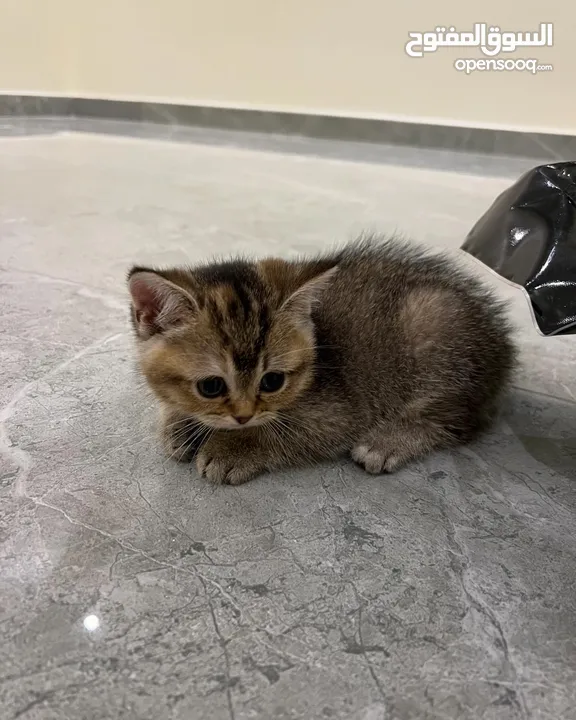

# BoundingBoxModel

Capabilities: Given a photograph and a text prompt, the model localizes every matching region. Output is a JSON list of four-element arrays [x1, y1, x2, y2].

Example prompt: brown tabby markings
[[128, 236, 516, 485]]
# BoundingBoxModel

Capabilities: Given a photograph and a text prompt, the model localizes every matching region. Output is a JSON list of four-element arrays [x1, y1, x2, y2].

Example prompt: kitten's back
[[311, 235, 516, 435]]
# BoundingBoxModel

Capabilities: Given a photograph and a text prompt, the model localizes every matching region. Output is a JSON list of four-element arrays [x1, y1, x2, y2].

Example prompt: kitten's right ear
[[127, 269, 197, 339], [281, 266, 339, 318]]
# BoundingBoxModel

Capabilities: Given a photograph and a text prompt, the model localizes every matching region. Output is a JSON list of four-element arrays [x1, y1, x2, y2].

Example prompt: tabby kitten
[[128, 235, 516, 485]]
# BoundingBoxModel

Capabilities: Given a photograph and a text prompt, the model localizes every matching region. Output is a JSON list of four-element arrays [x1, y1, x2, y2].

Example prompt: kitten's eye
[[197, 377, 227, 398], [260, 372, 285, 393]]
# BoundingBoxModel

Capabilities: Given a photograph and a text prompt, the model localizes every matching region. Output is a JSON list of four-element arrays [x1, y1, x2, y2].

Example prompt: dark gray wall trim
[[1, 94, 575, 160]]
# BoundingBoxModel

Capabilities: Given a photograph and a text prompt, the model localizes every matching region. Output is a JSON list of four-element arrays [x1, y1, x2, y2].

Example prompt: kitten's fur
[[128, 235, 516, 485]]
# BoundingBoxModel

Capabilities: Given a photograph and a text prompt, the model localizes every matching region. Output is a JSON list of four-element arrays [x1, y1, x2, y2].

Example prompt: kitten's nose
[[234, 415, 253, 425]]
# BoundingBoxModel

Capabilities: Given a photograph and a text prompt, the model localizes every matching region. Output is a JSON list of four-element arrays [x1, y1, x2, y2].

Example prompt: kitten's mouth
[[199, 414, 275, 430]]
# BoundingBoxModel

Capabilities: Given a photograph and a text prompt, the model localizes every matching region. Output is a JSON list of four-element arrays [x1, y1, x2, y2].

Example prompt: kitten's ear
[[128, 270, 198, 339], [281, 266, 338, 317]]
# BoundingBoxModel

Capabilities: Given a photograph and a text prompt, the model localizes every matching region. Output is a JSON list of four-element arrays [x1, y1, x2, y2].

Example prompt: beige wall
[[0, 0, 71, 94], [1, 0, 574, 134]]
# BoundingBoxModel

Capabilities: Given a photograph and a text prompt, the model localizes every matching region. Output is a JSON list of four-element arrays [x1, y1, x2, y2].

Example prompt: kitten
[[128, 234, 516, 485]]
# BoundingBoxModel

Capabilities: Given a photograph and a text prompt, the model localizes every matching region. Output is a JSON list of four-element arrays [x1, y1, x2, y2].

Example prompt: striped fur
[[128, 234, 516, 484]]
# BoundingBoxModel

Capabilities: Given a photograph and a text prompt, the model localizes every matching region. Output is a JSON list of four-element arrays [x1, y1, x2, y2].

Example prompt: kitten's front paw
[[351, 443, 403, 474], [196, 436, 265, 485]]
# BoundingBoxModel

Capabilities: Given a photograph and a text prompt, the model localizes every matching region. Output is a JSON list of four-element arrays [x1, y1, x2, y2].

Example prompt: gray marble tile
[[0, 116, 71, 138], [0, 131, 575, 720], [56, 117, 546, 182]]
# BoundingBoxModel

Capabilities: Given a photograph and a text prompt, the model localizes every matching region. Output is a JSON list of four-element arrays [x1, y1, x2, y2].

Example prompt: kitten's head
[[127, 258, 337, 430]]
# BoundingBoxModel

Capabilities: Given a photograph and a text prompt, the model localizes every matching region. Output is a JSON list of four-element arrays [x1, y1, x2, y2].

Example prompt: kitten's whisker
[[269, 345, 342, 364], [169, 430, 201, 447], [264, 423, 292, 462], [168, 417, 203, 432], [164, 423, 210, 464], [162, 418, 199, 432], [272, 418, 332, 470], [276, 413, 318, 435], [270, 418, 311, 461], [168, 423, 205, 446], [277, 421, 331, 464]]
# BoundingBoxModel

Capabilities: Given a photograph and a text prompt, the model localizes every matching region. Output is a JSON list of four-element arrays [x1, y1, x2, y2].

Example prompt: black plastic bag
[[462, 161, 576, 336]]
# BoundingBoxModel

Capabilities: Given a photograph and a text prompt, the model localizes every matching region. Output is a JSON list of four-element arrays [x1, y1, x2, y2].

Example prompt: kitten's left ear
[[128, 269, 198, 339], [281, 266, 338, 317]]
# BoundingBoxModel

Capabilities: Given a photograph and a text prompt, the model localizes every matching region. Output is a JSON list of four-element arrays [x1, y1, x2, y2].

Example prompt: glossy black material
[[462, 162, 576, 335]]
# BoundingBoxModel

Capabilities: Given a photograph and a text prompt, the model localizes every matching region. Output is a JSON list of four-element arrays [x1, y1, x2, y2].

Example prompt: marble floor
[[1, 121, 575, 720]]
